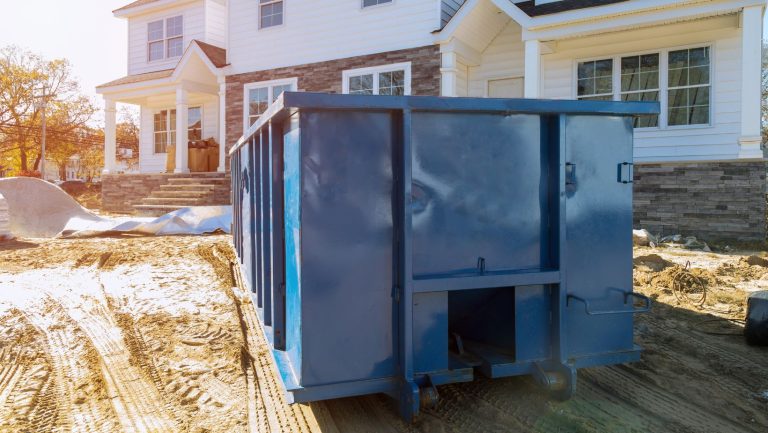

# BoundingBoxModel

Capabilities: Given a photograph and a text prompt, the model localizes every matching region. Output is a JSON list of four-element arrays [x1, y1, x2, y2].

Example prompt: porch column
[[174, 87, 190, 173], [217, 77, 227, 172], [524, 39, 541, 98], [103, 98, 117, 174], [738, 5, 764, 159], [441, 51, 460, 97]]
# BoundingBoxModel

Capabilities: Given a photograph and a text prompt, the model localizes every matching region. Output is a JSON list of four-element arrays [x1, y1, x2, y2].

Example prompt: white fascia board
[[522, 0, 765, 41], [437, 0, 765, 42], [96, 82, 178, 101], [113, 0, 200, 18]]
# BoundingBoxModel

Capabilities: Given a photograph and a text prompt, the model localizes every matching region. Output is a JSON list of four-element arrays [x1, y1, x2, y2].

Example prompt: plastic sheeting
[[0, 177, 231, 238]]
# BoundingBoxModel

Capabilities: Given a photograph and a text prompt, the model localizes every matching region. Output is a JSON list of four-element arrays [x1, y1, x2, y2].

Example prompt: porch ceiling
[[451, 0, 512, 53]]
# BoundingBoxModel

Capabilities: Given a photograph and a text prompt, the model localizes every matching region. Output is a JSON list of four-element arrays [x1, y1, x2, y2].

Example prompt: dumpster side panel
[[410, 112, 547, 277], [283, 116, 303, 376], [299, 110, 396, 386], [564, 115, 634, 357]]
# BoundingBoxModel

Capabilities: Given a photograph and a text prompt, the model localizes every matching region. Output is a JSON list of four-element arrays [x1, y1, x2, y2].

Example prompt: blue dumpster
[[230, 92, 658, 420]]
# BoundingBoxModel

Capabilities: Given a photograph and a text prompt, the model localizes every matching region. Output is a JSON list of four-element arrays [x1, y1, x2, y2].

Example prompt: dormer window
[[147, 15, 184, 62]]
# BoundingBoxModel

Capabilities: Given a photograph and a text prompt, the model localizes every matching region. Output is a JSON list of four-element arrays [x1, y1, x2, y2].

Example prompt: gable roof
[[96, 69, 174, 89], [113, 0, 163, 13], [515, 0, 629, 17], [440, 0, 632, 28], [195, 40, 227, 68], [96, 40, 227, 90]]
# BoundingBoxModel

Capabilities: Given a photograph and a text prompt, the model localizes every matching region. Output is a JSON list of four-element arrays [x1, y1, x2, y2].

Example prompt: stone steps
[[132, 174, 232, 217]]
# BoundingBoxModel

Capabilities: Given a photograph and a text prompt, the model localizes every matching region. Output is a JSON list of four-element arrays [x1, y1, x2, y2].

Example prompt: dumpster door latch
[[392, 285, 401, 303], [618, 162, 634, 184], [565, 163, 576, 186]]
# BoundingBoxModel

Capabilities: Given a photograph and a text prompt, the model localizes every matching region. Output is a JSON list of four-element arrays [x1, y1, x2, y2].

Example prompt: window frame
[[146, 14, 184, 63], [361, 0, 394, 10], [573, 43, 714, 131], [259, 0, 285, 30], [242, 77, 298, 133], [342, 62, 412, 96], [153, 106, 203, 154]]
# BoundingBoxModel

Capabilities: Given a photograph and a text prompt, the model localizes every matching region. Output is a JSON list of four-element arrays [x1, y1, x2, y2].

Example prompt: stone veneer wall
[[633, 161, 767, 241], [102, 173, 228, 213], [224, 45, 441, 152]]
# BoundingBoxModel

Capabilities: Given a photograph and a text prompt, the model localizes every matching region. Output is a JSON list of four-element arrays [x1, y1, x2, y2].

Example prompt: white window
[[260, 0, 284, 28], [154, 107, 202, 153], [342, 63, 411, 96], [243, 78, 297, 131], [620, 54, 660, 128], [147, 15, 183, 62], [577, 59, 613, 101], [575, 45, 711, 129], [667, 47, 710, 127], [362, 0, 392, 7]]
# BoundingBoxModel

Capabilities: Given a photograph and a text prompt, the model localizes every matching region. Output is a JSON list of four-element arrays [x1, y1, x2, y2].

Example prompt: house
[[97, 0, 767, 239]]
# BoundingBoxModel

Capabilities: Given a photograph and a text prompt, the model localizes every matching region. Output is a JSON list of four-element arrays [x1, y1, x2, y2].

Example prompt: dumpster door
[[564, 115, 635, 358]]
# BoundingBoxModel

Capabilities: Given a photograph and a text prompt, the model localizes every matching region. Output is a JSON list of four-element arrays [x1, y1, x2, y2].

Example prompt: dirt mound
[[634, 254, 673, 272], [715, 258, 768, 282]]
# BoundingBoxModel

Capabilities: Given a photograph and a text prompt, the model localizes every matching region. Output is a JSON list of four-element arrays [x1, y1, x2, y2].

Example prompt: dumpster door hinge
[[618, 162, 634, 184], [392, 285, 401, 303]]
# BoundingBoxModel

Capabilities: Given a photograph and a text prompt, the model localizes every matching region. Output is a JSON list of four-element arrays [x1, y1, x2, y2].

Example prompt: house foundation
[[633, 160, 767, 241]]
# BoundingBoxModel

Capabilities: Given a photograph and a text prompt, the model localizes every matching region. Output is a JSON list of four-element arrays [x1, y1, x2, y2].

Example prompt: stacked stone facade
[[102, 172, 229, 213], [224, 45, 441, 150], [633, 161, 767, 241]]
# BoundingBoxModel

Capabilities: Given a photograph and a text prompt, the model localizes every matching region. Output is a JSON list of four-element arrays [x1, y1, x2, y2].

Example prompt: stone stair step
[[159, 184, 216, 191], [141, 197, 209, 206], [149, 190, 214, 199], [168, 178, 229, 185]]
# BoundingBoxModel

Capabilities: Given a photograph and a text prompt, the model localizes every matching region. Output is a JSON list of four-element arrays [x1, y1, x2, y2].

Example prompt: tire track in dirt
[[0, 311, 59, 433], [23, 299, 121, 433], [47, 284, 179, 433], [202, 242, 326, 433]]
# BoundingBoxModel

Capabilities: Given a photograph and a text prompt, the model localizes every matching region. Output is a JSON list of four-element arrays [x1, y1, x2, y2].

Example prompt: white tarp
[[0, 177, 231, 238], [0, 193, 11, 239]]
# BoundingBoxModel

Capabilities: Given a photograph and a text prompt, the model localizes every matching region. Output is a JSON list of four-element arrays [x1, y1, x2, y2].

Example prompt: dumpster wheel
[[533, 362, 577, 401]]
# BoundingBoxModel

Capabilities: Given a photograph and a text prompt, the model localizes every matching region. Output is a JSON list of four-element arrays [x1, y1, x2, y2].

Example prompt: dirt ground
[[0, 236, 766, 433]]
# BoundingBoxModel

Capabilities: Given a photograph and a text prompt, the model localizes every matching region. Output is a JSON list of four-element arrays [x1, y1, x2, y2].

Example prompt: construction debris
[[745, 291, 768, 346]]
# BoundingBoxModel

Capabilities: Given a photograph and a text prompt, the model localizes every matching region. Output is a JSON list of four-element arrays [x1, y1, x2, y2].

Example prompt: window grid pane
[[620, 54, 659, 128], [378, 70, 405, 96], [260, 0, 284, 28], [349, 74, 374, 95], [188, 107, 202, 141], [166, 16, 183, 38], [167, 37, 183, 58], [363, 0, 393, 7], [148, 21, 163, 41], [577, 59, 613, 100], [667, 47, 710, 126], [148, 41, 164, 61]]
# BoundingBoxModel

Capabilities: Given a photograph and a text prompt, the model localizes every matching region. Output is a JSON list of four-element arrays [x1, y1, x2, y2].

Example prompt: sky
[[0, 0, 767, 123], [0, 0, 129, 119]]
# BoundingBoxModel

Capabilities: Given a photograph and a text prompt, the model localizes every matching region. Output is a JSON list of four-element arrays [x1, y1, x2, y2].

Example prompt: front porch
[[96, 41, 231, 215], [97, 40, 229, 176]]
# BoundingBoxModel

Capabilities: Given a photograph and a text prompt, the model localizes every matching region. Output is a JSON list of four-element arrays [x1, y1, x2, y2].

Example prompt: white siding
[[468, 15, 743, 163], [467, 21, 524, 97], [139, 107, 165, 173], [205, 0, 227, 49], [539, 15, 743, 162], [227, 0, 439, 75], [127, 2, 206, 75]]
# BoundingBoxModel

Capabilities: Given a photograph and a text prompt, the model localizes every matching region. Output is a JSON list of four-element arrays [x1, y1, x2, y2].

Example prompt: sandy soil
[[0, 236, 766, 433]]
